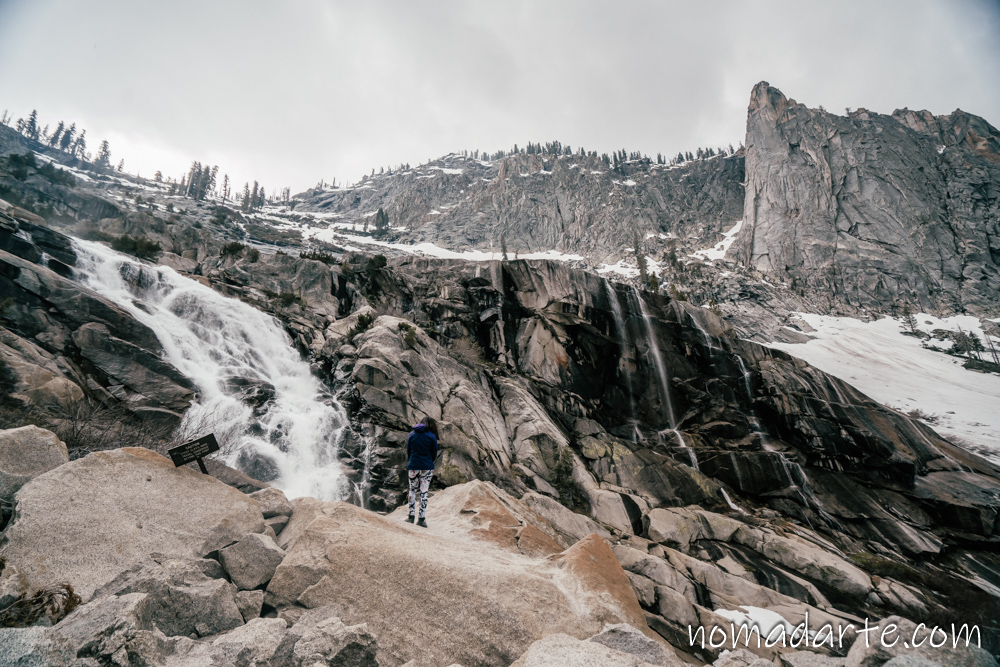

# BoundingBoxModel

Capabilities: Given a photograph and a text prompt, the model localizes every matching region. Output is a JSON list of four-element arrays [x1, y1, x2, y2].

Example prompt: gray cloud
[[1, 0, 998, 193]]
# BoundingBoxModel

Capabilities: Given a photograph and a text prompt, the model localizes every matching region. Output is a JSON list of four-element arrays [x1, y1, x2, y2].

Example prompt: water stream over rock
[[630, 288, 699, 470], [604, 280, 639, 441], [72, 239, 349, 501]]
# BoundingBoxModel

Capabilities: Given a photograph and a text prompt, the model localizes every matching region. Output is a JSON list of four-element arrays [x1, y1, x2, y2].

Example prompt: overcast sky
[[2, 0, 999, 194]]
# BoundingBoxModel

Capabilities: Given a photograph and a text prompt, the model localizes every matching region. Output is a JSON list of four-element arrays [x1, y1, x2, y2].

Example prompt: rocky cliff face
[[733, 81, 1000, 315], [197, 245, 1000, 652], [296, 150, 745, 262], [0, 209, 195, 423]]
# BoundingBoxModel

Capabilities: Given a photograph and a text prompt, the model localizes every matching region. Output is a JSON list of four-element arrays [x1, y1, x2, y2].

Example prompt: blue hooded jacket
[[406, 423, 438, 471]]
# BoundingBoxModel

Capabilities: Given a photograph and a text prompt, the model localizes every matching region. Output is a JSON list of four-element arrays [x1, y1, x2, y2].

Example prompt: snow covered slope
[[769, 313, 1000, 463]]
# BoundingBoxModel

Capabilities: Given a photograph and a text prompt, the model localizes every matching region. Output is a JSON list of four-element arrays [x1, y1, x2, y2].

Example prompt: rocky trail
[[0, 81, 998, 665]]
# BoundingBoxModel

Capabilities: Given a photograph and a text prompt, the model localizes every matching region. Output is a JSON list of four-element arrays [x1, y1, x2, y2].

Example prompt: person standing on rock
[[406, 416, 439, 527]]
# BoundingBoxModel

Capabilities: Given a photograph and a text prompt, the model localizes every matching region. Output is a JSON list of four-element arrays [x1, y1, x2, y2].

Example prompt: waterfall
[[604, 280, 639, 440], [733, 352, 830, 524], [734, 355, 769, 443], [688, 310, 717, 352], [72, 240, 350, 501], [630, 289, 698, 470]]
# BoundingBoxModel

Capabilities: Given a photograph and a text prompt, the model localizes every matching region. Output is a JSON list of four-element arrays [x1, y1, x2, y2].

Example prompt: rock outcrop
[[0, 214, 196, 424], [0, 425, 67, 507], [294, 150, 745, 265], [266, 481, 652, 667], [0, 447, 265, 601], [733, 81, 1000, 315]]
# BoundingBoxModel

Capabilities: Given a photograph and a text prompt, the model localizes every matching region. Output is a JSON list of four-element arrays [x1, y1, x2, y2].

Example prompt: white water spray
[[72, 240, 349, 501]]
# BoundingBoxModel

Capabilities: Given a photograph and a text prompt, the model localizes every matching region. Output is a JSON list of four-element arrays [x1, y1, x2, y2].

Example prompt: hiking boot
[[416, 518, 428, 528], [405, 515, 415, 523]]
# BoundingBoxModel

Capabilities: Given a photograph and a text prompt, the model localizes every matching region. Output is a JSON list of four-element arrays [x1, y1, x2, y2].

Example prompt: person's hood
[[412, 424, 428, 433]]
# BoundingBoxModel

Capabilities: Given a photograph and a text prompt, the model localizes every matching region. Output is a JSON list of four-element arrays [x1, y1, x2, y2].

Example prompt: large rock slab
[[71, 322, 194, 412], [521, 491, 611, 548], [285, 606, 379, 667], [92, 557, 244, 638], [509, 632, 676, 667], [219, 532, 286, 590], [588, 623, 676, 666], [0, 425, 68, 505], [0, 447, 265, 601], [266, 481, 651, 667], [644, 506, 743, 548]]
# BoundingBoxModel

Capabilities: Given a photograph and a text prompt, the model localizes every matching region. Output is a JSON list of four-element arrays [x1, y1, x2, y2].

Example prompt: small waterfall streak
[[631, 289, 699, 469], [732, 353, 829, 522], [605, 280, 639, 440], [72, 239, 349, 501], [720, 488, 749, 515], [734, 355, 769, 441], [353, 434, 376, 509], [689, 311, 716, 352]]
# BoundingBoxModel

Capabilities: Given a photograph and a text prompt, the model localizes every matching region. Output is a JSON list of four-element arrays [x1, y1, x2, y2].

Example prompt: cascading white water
[[630, 289, 699, 470], [72, 239, 349, 501], [604, 280, 639, 440]]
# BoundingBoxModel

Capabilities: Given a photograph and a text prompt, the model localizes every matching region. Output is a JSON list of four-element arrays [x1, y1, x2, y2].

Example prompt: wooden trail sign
[[167, 433, 219, 474]]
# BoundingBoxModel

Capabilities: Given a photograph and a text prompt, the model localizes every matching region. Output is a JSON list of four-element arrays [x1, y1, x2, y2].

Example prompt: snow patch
[[691, 220, 743, 261], [768, 313, 1000, 461], [428, 166, 464, 175]]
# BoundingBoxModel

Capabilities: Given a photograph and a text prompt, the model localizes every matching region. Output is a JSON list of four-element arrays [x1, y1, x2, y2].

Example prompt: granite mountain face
[[733, 81, 1000, 315], [297, 148, 746, 266], [294, 81, 1000, 319]]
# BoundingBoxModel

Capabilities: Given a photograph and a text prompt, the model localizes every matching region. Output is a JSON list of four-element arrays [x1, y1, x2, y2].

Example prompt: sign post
[[167, 434, 220, 474]]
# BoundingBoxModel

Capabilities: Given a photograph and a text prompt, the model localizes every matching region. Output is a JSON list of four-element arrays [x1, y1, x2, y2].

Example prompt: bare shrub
[[170, 407, 247, 460], [0, 582, 81, 627], [906, 408, 938, 424], [46, 400, 173, 459], [449, 336, 484, 367]]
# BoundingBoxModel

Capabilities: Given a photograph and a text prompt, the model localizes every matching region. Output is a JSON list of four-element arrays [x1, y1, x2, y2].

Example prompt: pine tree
[[500, 232, 508, 261], [374, 207, 389, 238], [240, 183, 251, 212], [71, 130, 87, 158], [116, 159, 124, 172], [48, 121, 64, 147], [24, 110, 39, 140], [250, 182, 259, 212], [95, 140, 112, 168], [154, 170, 162, 182], [900, 303, 918, 334], [633, 231, 647, 285], [60, 124, 76, 152], [221, 174, 230, 203], [185, 161, 201, 198]]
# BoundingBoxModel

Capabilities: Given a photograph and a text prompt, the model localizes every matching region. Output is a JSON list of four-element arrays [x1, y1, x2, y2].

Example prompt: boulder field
[[1, 438, 996, 667], [0, 443, 678, 667]]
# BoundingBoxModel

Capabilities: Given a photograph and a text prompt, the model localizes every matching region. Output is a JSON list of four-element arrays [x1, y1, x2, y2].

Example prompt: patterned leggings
[[408, 470, 433, 518]]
